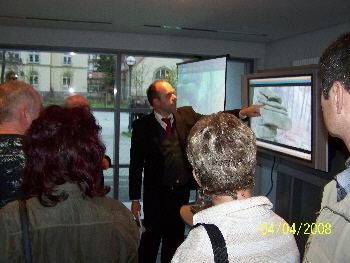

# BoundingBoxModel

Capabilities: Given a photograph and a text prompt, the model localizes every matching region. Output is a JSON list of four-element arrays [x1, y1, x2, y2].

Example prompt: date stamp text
[[261, 223, 331, 235]]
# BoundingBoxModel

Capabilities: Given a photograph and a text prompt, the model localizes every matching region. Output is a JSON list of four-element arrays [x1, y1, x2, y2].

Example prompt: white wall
[[264, 21, 350, 69]]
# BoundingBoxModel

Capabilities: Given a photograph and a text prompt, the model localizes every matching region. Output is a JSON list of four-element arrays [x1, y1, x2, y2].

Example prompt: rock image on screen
[[249, 76, 312, 155]]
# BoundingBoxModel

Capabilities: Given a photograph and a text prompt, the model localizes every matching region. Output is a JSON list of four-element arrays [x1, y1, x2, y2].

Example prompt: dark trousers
[[138, 183, 190, 263]]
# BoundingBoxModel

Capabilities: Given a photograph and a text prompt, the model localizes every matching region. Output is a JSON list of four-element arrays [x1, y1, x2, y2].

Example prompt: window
[[88, 62, 94, 71], [63, 75, 71, 87], [88, 54, 100, 60], [30, 73, 38, 86], [29, 52, 39, 63], [155, 68, 169, 81], [88, 62, 98, 72], [63, 53, 71, 66], [7, 51, 20, 62]]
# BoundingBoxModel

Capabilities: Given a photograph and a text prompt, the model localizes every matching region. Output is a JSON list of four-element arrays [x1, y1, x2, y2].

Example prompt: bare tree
[[166, 65, 178, 93], [132, 63, 150, 97]]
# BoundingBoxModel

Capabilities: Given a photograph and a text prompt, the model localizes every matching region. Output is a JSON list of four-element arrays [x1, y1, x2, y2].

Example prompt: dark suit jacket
[[129, 106, 241, 214]]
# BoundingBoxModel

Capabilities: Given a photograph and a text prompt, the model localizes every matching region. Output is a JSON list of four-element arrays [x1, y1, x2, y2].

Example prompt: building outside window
[[29, 52, 39, 63]]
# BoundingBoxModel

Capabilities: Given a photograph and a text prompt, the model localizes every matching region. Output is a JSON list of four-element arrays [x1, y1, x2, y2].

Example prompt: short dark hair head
[[320, 32, 350, 99], [186, 113, 256, 204], [147, 81, 167, 106], [23, 105, 109, 206]]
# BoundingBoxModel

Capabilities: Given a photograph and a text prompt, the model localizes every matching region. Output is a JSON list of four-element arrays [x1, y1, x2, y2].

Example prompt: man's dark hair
[[320, 32, 350, 99]]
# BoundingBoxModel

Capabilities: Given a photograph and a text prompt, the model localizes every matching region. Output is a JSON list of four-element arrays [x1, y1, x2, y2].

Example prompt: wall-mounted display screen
[[249, 76, 312, 160], [241, 66, 329, 172]]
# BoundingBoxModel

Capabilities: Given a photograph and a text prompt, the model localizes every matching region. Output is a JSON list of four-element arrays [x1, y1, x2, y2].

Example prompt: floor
[[125, 199, 194, 262]]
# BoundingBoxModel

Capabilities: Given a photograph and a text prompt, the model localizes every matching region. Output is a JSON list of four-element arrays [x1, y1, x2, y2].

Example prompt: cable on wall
[[265, 156, 276, 197]]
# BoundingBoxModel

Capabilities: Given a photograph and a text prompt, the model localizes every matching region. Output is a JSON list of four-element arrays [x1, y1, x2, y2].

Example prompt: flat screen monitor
[[241, 66, 329, 172], [177, 56, 226, 115]]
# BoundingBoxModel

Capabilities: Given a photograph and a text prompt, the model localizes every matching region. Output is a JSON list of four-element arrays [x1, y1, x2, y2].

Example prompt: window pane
[[119, 168, 144, 208], [0, 51, 117, 108], [63, 53, 71, 66], [30, 74, 38, 85], [103, 168, 114, 198], [119, 112, 131, 164], [119, 168, 133, 203], [92, 111, 114, 164], [122, 56, 183, 109], [93, 111, 115, 198]]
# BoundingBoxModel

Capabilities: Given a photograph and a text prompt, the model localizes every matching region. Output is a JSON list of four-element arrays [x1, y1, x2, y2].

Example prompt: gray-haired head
[[186, 113, 256, 204], [0, 80, 41, 125]]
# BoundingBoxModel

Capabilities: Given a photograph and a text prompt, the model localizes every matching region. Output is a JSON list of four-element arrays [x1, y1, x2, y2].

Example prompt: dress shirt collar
[[154, 111, 174, 130], [335, 157, 350, 202]]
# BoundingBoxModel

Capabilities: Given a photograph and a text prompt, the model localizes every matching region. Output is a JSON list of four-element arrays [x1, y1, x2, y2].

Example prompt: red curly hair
[[23, 105, 110, 206]]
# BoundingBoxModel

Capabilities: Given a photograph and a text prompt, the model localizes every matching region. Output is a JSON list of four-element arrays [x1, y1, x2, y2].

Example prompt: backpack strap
[[193, 223, 229, 263]]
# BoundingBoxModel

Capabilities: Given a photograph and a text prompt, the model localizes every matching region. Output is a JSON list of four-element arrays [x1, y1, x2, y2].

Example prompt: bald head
[[64, 95, 90, 110], [0, 80, 41, 123], [0, 80, 42, 134]]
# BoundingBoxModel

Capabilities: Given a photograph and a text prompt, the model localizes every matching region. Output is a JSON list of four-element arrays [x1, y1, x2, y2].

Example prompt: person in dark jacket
[[129, 80, 264, 263]]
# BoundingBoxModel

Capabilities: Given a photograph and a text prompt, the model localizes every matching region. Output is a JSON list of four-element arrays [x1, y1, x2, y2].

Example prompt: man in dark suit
[[129, 80, 263, 263]]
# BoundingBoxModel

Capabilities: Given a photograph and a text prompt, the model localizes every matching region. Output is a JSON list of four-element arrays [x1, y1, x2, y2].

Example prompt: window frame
[[63, 53, 72, 66], [29, 52, 40, 63], [154, 67, 169, 81], [30, 73, 38, 86], [62, 75, 71, 87]]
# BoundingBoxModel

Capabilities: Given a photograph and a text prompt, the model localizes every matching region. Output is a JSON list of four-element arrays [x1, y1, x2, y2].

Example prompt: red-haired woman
[[0, 105, 140, 262]]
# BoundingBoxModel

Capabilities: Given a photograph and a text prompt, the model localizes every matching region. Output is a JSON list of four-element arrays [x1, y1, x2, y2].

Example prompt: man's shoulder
[[133, 112, 154, 126], [0, 134, 24, 141], [175, 106, 196, 118], [0, 134, 24, 157], [321, 180, 337, 208], [176, 106, 194, 113]]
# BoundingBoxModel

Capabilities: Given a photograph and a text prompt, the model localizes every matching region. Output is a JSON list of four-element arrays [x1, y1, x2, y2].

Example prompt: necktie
[[161, 118, 172, 136]]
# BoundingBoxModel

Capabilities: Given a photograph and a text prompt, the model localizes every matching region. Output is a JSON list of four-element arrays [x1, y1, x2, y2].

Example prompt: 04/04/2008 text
[[261, 223, 331, 235]]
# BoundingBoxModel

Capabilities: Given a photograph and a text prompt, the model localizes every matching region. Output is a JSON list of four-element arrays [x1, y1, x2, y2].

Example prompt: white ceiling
[[1, 0, 350, 43]]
